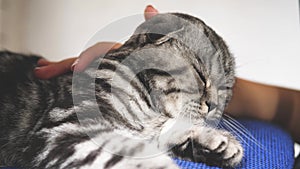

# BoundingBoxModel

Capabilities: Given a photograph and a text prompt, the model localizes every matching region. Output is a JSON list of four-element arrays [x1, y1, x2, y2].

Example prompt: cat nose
[[206, 101, 217, 112]]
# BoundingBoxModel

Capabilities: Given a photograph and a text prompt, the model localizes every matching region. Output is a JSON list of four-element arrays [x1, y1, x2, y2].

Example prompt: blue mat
[[174, 120, 294, 169], [1, 120, 294, 169]]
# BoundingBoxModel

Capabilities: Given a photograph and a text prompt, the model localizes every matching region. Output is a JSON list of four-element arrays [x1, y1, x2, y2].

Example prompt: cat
[[0, 12, 243, 169]]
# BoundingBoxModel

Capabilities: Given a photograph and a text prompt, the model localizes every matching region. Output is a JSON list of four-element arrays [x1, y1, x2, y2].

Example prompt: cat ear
[[150, 27, 185, 45], [146, 33, 165, 43]]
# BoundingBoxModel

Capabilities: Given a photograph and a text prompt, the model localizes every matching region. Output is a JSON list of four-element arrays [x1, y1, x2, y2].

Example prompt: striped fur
[[0, 13, 242, 168]]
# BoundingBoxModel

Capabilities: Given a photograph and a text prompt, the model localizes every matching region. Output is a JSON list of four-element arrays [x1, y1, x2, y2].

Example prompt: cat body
[[0, 13, 242, 168]]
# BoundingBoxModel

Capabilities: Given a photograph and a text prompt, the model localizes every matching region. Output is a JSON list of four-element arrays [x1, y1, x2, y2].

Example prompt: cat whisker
[[221, 115, 266, 151], [219, 122, 251, 148], [223, 115, 258, 141], [223, 115, 265, 149]]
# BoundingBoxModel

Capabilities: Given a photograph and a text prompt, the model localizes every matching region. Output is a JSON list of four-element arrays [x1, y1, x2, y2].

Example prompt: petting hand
[[34, 5, 159, 79]]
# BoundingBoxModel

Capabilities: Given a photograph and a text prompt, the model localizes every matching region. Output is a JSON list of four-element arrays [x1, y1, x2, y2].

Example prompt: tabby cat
[[0, 13, 243, 168]]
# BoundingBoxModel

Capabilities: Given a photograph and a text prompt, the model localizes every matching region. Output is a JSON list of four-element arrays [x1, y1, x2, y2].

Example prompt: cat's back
[[0, 51, 73, 136], [0, 51, 40, 91]]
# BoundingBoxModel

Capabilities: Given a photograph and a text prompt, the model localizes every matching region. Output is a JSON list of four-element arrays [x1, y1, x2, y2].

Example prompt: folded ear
[[134, 13, 185, 43], [146, 33, 166, 43], [145, 27, 185, 45]]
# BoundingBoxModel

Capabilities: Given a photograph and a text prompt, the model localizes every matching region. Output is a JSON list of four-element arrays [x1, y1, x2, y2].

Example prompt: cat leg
[[110, 143, 179, 169], [90, 132, 180, 169], [158, 118, 243, 167], [32, 124, 179, 169]]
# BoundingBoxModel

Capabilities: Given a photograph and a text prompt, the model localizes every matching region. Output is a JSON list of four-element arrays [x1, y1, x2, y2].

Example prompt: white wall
[[0, 0, 2, 49], [1, 0, 300, 89]]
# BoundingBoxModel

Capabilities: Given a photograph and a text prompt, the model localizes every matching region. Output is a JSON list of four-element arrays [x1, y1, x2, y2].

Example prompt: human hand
[[34, 5, 159, 79]]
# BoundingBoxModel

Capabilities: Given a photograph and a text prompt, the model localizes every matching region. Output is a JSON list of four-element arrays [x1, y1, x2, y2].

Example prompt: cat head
[[102, 13, 235, 126], [133, 13, 234, 124]]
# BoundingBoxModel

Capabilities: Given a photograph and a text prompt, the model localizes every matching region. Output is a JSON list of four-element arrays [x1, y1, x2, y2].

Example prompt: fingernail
[[146, 5, 157, 12], [34, 67, 41, 71], [71, 58, 79, 71], [147, 5, 153, 8]]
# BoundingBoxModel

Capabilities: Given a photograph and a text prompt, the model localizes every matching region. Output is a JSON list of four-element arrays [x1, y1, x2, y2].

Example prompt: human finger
[[34, 58, 77, 79]]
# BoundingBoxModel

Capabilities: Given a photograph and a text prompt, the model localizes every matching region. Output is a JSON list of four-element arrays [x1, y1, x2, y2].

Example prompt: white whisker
[[219, 122, 251, 148], [221, 115, 266, 151], [224, 115, 260, 142]]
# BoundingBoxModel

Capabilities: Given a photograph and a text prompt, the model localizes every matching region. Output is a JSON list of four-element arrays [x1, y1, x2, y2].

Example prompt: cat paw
[[197, 130, 243, 167], [172, 128, 243, 167]]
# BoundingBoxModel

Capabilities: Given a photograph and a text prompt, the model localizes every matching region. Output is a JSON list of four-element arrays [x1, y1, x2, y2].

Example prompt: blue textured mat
[[174, 120, 294, 169], [0, 120, 294, 169]]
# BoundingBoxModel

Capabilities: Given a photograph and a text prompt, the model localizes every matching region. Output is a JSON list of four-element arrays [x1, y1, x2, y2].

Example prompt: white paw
[[173, 127, 243, 167], [221, 134, 243, 166], [205, 133, 228, 153], [195, 129, 243, 167]]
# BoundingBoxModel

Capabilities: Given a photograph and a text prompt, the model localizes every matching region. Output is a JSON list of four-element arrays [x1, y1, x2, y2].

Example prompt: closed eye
[[163, 88, 181, 95], [163, 88, 198, 95]]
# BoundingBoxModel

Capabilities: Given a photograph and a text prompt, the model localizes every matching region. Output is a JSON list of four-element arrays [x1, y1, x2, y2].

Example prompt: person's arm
[[34, 42, 121, 79], [226, 78, 300, 143]]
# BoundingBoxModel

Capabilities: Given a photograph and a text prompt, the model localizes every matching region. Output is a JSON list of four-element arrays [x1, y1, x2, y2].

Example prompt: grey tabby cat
[[0, 13, 243, 168]]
